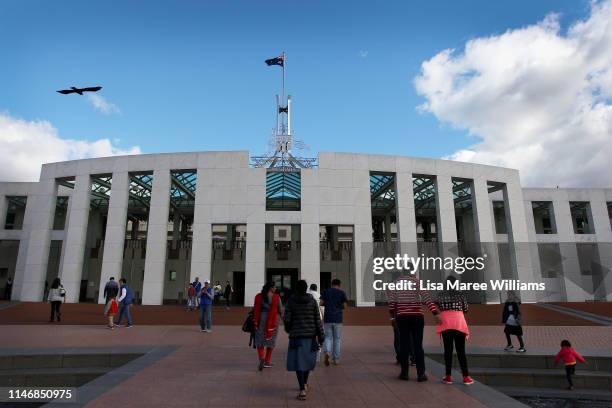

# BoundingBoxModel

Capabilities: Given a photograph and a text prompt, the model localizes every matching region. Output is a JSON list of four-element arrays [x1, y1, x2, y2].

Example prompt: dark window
[[532, 201, 556, 234], [570, 202, 593, 234]]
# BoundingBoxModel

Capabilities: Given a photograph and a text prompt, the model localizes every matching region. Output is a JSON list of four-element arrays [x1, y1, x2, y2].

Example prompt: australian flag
[[265, 54, 284, 67]]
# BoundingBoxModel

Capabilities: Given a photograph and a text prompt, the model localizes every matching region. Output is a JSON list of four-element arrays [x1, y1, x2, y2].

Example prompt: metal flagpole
[[282, 51, 286, 107]]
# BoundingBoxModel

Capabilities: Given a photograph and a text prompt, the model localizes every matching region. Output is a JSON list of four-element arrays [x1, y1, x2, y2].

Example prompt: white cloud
[[86, 93, 121, 115], [0, 112, 141, 181], [359, 50, 369, 58], [414, 1, 612, 187]]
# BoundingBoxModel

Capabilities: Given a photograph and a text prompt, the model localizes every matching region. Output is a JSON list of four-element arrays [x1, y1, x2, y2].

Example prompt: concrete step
[[469, 367, 612, 390], [427, 352, 612, 371], [0, 366, 110, 387], [0, 353, 142, 370]]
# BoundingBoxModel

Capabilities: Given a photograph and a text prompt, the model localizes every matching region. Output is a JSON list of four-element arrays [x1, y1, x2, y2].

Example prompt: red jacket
[[554, 347, 585, 366]]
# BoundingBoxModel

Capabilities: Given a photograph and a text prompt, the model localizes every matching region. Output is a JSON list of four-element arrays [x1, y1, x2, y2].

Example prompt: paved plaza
[[1, 302, 611, 407]]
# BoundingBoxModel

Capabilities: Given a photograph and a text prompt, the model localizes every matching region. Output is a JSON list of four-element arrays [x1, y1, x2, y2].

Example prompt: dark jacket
[[283, 294, 324, 340], [502, 301, 521, 325], [103, 280, 119, 301]]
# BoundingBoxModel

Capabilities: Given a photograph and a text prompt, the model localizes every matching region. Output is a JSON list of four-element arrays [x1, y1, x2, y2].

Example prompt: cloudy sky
[[1, 0, 610, 187]]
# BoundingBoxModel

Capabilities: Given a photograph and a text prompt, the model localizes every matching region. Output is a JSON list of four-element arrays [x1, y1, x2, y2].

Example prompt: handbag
[[242, 310, 254, 333], [59, 287, 66, 298]]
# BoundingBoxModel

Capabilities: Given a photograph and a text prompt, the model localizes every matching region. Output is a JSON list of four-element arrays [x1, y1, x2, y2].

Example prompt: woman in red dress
[[253, 283, 283, 371]]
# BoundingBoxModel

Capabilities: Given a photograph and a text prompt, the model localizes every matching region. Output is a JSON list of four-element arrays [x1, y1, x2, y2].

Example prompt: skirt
[[253, 311, 278, 348], [504, 324, 523, 336], [286, 338, 317, 372]]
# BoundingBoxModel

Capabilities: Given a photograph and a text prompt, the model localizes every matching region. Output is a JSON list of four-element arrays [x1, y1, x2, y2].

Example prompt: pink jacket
[[554, 347, 585, 366], [436, 310, 469, 339]]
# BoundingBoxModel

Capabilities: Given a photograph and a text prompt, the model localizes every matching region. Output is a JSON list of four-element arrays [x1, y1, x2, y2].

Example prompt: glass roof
[[413, 177, 437, 210], [266, 170, 301, 210], [90, 176, 112, 209], [170, 171, 197, 208], [370, 173, 396, 210]]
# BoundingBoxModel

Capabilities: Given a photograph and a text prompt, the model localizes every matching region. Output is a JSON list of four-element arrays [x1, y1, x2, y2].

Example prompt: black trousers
[[397, 315, 425, 377], [50, 301, 62, 321], [505, 332, 524, 348], [565, 364, 575, 386], [442, 329, 469, 376], [296, 370, 310, 391]]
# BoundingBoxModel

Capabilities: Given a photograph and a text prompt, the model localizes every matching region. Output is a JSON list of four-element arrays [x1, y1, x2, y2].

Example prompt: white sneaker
[[504, 345, 514, 351]]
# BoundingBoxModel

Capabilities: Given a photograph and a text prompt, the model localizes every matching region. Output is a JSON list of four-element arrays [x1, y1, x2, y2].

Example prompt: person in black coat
[[502, 291, 525, 352], [284, 280, 324, 401]]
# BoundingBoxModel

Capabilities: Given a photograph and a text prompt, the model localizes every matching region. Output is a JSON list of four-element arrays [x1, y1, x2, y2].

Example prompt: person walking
[[103, 277, 119, 315], [284, 280, 324, 401], [47, 277, 64, 323], [436, 276, 474, 385], [199, 280, 214, 332], [553, 339, 586, 390], [388, 271, 439, 381], [106, 295, 119, 329], [4, 277, 13, 300], [116, 278, 134, 328], [307, 283, 322, 319], [253, 283, 282, 371], [224, 281, 233, 309], [320, 279, 347, 366], [502, 291, 525, 352], [213, 281, 222, 305], [186, 283, 196, 311], [193, 277, 202, 307]]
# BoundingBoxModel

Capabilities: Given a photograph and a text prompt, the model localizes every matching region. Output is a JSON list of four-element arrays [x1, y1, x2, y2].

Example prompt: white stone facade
[[1, 151, 610, 305]]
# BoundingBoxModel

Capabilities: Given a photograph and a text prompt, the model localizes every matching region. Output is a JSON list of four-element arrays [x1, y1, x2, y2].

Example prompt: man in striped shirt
[[388, 272, 439, 381]]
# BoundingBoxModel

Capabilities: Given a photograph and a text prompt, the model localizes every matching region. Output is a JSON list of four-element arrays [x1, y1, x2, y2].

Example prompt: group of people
[[102, 277, 134, 329], [388, 272, 584, 390], [42, 270, 585, 393], [186, 277, 233, 312], [250, 278, 348, 401], [45, 276, 133, 328]]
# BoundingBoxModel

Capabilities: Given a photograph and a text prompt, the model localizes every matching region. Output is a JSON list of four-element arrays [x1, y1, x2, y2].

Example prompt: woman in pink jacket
[[435, 276, 474, 385]]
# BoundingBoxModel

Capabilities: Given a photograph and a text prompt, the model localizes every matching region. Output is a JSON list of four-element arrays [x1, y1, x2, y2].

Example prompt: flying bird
[[57, 86, 102, 95]]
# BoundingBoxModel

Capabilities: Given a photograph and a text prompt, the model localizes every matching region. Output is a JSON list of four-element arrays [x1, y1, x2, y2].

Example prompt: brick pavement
[[1, 325, 611, 407], [0, 302, 603, 326]]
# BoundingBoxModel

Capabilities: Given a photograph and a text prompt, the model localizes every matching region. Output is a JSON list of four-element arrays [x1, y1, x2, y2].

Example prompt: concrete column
[[553, 199, 585, 301], [190, 168, 212, 285], [97, 172, 129, 304], [15, 181, 56, 301], [354, 168, 374, 306], [0, 194, 7, 229], [244, 222, 265, 307], [59, 175, 91, 303], [395, 172, 418, 259], [244, 168, 266, 307], [503, 179, 537, 302], [142, 169, 171, 305], [472, 178, 502, 303], [300, 168, 321, 294], [301, 223, 320, 290], [589, 194, 612, 300], [435, 175, 458, 262]]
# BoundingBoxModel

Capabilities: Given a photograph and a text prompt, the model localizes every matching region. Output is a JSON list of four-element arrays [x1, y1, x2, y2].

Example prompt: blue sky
[[0, 0, 593, 162]]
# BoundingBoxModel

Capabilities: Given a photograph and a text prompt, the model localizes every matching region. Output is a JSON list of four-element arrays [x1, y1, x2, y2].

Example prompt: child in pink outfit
[[553, 339, 585, 390]]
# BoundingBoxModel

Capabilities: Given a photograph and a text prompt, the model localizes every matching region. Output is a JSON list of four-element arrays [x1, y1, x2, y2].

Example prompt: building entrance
[[266, 268, 298, 303]]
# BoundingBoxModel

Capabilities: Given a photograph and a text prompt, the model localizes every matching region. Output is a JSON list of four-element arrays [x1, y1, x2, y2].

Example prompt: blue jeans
[[323, 323, 342, 360], [117, 303, 132, 326], [199, 304, 212, 330]]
